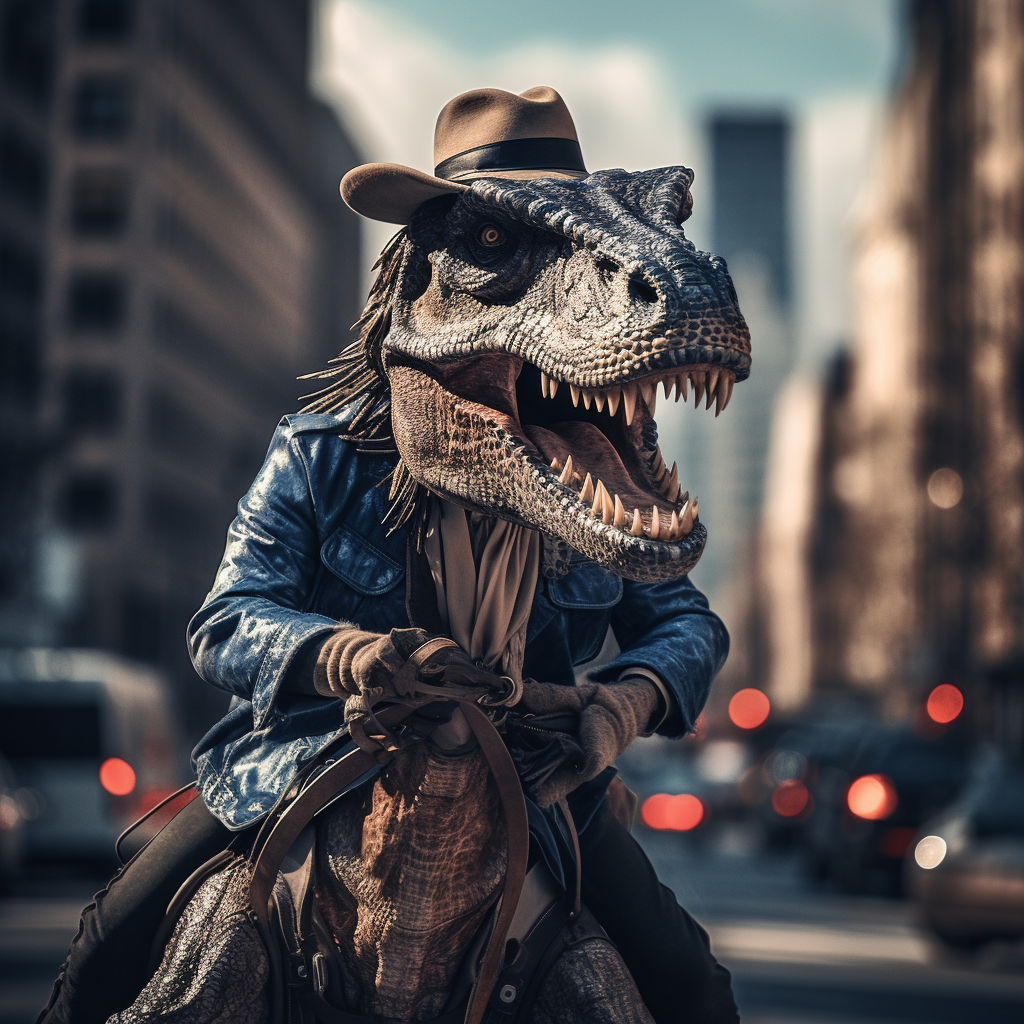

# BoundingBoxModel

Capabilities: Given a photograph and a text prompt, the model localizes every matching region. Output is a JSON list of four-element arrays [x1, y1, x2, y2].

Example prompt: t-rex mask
[[305, 166, 750, 583]]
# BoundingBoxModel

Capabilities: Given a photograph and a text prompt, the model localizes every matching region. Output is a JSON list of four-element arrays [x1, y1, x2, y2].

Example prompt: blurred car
[[907, 752, 1024, 946], [0, 648, 184, 863], [795, 721, 969, 896]]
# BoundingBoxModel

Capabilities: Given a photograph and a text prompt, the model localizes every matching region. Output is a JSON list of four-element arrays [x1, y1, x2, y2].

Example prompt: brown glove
[[311, 627, 511, 721], [516, 679, 660, 806], [312, 627, 433, 699]]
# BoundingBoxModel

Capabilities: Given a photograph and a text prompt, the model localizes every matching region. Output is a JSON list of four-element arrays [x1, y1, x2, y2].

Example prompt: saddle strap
[[248, 697, 529, 1024]]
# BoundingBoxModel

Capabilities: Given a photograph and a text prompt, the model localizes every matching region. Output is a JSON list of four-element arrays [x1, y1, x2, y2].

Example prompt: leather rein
[[247, 638, 533, 1024]]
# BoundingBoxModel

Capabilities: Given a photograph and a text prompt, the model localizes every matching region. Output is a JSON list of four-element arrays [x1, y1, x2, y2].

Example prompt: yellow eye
[[479, 224, 503, 246]]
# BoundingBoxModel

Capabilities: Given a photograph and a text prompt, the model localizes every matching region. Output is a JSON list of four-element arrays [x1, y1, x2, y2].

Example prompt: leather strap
[[249, 704, 416, 931], [249, 688, 528, 1024]]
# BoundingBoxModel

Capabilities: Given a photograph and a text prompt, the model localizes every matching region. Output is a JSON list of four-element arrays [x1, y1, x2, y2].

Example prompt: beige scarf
[[424, 499, 541, 682]]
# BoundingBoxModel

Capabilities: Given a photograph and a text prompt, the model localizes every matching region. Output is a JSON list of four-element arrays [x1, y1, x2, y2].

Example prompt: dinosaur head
[[307, 166, 750, 583]]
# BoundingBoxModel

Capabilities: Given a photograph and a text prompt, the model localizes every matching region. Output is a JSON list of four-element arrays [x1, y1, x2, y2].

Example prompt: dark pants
[[40, 797, 738, 1024]]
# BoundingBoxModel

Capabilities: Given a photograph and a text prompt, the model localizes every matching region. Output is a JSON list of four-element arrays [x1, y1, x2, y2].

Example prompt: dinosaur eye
[[478, 224, 504, 247]]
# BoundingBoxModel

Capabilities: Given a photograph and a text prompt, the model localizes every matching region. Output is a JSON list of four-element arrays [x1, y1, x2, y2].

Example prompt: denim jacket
[[188, 413, 729, 839]]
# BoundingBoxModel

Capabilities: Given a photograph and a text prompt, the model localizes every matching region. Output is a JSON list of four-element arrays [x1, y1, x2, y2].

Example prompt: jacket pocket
[[547, 561, 623, 610], [320, 524, 405, 596]]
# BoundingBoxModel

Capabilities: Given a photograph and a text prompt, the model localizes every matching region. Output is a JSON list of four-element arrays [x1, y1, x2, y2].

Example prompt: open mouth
[[422, 353, 735, 547]]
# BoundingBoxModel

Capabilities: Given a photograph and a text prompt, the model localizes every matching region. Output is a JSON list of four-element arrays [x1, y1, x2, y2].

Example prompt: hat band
[[435, 137, 586, 182]]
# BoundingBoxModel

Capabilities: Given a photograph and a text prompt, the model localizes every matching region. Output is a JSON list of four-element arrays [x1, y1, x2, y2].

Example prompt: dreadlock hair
[[299, 228, 425, 535]]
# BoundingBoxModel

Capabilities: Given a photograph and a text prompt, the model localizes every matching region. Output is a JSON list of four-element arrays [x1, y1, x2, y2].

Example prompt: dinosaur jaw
[[387, 353, 732, 582]]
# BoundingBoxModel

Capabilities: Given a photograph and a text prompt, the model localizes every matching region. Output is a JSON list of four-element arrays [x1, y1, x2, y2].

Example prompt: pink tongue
[[524, 422, 670, 512]]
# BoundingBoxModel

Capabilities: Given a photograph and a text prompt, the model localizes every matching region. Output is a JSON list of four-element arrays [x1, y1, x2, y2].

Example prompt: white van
[[0, 648, 184, 862]]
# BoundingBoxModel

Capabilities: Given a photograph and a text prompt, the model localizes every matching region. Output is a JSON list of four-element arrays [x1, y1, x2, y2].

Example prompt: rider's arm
[[186, 418, 347, 728], [588, 575, 729, 737]]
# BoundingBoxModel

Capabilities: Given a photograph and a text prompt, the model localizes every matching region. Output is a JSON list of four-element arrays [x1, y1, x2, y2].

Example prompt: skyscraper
[[0, 0, 363, 740]]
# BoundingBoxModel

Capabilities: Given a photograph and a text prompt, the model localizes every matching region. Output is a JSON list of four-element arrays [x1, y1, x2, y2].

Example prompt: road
[[1, 843, 1023, 1024], [638, 830, 1024, 1024]]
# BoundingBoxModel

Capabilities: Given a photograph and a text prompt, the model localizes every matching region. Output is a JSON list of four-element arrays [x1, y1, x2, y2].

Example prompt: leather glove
[[312, 627, 434, 699], [514, 679, 660, 807], [312, 627, 511, 717]]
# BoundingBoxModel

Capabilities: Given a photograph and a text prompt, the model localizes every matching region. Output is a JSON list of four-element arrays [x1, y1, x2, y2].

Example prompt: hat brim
[[341, 162, 588, 224], [341, 163, 468, 225]]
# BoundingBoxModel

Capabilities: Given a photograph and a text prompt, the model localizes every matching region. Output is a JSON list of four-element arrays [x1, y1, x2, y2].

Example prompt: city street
[[2, 840, 1023, 1024]]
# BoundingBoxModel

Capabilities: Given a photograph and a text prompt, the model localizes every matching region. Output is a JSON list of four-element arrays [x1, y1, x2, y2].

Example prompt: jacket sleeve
[[187, 420, 344, 728], [589, 575, 729, 737]]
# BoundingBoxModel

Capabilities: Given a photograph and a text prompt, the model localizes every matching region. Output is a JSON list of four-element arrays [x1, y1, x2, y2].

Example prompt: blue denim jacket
[[188, 413, 729, 840]]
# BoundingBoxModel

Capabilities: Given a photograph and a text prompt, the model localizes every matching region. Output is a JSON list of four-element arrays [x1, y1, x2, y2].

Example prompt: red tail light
[[847, 774, 897, 820]]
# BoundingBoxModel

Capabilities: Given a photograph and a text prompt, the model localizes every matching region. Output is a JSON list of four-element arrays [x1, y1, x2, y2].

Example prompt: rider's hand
[[312, 626, 436, 698], [515, 678, 661, 806]]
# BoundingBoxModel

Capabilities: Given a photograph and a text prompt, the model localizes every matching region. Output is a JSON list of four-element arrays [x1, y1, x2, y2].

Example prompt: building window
[[69, 167, 128, 236], [77, 0, 133, 43], [59, 472, 117, 530], [72, 76, 130, 139], [62, 368, 121, 433], [0, 125, 47, 211], [67, 272, 125, 333], [0, 323, 40, 408], [0, 233, 41, 308], [1, 1, 55, 109]]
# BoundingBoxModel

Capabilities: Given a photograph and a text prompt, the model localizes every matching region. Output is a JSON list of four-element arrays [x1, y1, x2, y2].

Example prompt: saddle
[[133, 640, 612, 1024]]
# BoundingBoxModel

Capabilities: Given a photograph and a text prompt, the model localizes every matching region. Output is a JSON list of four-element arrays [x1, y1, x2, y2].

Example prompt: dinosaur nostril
[[595, 257, 618, 277], [630, 276, 659, 304]]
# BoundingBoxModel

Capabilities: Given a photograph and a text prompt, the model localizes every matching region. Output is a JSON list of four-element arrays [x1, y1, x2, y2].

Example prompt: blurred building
[[0, 1, 55, 646], [0, 0, 362, 741], [759, 0, 1024, 747], [680, 112, 793, 695]]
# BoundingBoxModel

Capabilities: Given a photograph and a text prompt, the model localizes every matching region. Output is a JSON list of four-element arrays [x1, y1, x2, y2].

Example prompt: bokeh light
[[927, 467, 963, 508], [771, 779, 812, 818], [926, 683, 963, 724], [846, 774, 898, 820], [728, 688, 771, 730], [641, 793, 705, 831], [914, 835, 948, 869], [99, 757, 136, 796]]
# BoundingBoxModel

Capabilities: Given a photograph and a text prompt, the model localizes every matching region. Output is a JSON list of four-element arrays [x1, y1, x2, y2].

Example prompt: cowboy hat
[[341, 86, 588, 224]]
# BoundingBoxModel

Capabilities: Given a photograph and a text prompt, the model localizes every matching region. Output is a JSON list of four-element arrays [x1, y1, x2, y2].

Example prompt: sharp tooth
[[549, 377, 559, 399], [678, 373, 688, 402], [570, 384, 581, 407], [662, 377, 673, 399], [651, 447, 666, 476], [613, 494, 627, 527], [606, 388, 621, 416], [723, 374, 734, 410], [690, 370, 706, 408], [558, 455, 574, 484], [621, 383, 637, 425], [594, 390, 607, 412], [667, 462, 679, 499], [706, 368, 719, 410], [650, 505, 661, 540], [580, 472, 595, 503], [630, 508, 644, 536], [692, 495, 699, 517], [678, 489, 689, 507], [541, 372, 550, 398], [715, 380, 725, 416], [596, 481, 614, 524], [582, 389, 593, 410], [640, 381, 657, 410], [679, 500, 694, 533], [670, 510, 681, 540], [550, 457, 561, 471]]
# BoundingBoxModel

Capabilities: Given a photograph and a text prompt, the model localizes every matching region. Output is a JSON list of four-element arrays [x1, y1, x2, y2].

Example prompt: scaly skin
[[305, 166, 751, 582]]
